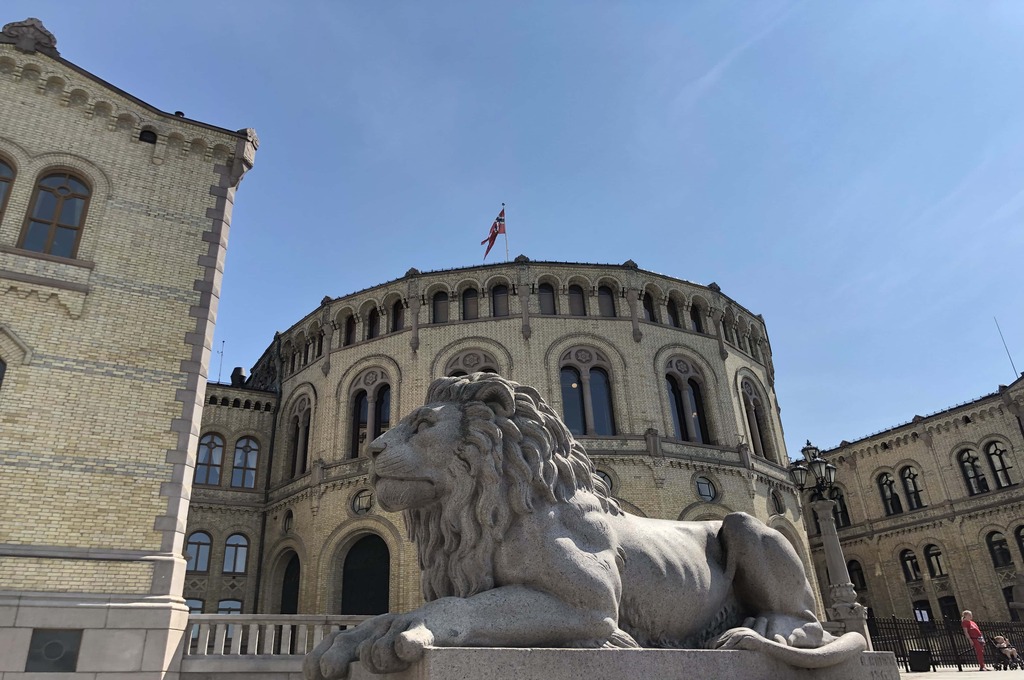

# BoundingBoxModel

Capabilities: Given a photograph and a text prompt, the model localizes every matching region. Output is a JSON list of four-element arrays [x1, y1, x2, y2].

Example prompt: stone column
[[810, 498, 871, 648], [518, 286, 531, 340], [712, 309, 728, 359], [625, 288, 642, 342]]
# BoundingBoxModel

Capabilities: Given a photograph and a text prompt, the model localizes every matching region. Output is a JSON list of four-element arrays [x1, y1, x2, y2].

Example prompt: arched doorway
[[280, 552, 300, 614], [341, 535, 390, 615]]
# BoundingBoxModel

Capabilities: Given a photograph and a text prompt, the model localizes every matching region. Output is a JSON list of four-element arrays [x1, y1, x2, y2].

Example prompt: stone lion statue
[[305, 373, 866, 679]]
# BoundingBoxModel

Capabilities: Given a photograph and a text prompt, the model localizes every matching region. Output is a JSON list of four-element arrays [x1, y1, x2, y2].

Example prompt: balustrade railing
[[184, 614, 371, 657]]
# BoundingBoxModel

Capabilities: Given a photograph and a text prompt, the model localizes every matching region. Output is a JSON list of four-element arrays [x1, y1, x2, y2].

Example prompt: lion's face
[[368, 403, 463, 512]]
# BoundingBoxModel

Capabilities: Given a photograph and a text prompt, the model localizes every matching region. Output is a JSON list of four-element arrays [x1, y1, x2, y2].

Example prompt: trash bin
[[908, 650, 931, 672]]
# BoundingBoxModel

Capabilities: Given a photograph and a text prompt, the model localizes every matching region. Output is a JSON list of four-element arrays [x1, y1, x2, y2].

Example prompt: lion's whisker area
[[306, 373, 897, 680]]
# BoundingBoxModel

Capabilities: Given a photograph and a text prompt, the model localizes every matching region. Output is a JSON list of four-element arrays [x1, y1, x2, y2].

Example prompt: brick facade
[[0, 18, 256, 677], [186, 260, 822, 618]]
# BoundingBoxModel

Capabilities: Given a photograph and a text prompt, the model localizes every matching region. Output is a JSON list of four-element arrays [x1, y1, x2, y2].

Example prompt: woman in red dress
[[962, 610, 989, 671]]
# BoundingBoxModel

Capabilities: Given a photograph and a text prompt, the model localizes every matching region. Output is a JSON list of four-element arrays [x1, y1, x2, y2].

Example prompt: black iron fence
[[868, 616, 1024, 672]]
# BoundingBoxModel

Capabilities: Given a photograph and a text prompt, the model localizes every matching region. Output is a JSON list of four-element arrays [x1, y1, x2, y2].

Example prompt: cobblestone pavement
[[905, 671, 1024, 679]]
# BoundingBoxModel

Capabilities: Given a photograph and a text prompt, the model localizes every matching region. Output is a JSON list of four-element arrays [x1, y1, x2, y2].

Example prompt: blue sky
[[10, 1, 1023, 459]]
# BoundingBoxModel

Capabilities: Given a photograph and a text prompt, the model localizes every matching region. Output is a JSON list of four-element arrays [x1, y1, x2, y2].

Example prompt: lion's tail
[[730, 632, 867, 669]]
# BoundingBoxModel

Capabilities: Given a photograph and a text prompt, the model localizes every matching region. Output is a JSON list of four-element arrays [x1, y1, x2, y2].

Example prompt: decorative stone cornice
[[1, 18, 58, 57]]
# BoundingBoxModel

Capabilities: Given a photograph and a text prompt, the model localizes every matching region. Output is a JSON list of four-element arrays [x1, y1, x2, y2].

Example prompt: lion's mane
[[404, 373, 620, 601]]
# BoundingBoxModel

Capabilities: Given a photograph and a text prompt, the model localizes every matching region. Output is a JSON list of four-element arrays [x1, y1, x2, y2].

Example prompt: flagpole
[[502, 203, 508, 262]]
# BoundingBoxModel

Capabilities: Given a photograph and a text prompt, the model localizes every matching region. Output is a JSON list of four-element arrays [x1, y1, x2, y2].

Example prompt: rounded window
[[353, 489, 373, 515], [594, 469, 613, 493], [696, 476, 717, 502], [771, 491, 785, 515]]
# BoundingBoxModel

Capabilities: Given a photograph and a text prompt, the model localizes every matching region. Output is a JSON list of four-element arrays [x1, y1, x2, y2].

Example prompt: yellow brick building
[[185, 259, 819, 618], [0, 18, 256, 676], [807, 376, 1024, 623]]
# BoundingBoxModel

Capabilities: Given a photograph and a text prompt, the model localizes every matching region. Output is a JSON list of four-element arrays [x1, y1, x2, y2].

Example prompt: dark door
[[280, 553, 300, 614], [341, 535, 390, 615]]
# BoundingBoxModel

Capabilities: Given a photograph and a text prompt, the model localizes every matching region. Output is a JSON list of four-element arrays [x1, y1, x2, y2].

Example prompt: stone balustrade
[[184, 614, 371, 657]]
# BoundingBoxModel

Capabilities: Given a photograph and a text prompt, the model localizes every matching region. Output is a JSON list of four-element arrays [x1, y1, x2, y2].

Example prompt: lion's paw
[[713, 626, 770, 652]]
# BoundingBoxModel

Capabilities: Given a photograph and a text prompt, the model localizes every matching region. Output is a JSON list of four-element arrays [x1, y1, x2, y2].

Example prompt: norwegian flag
[[481, 206, 506, 260]]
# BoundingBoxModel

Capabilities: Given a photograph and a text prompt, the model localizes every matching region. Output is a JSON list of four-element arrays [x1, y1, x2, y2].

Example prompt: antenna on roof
[[216, 340, 225, 384], [994, 317, 1018, 377]]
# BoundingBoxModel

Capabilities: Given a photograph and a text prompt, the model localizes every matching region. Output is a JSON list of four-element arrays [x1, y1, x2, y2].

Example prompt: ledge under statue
[[304, 373, 895, 680]]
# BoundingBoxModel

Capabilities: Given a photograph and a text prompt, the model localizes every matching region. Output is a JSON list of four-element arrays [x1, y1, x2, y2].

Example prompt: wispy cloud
[[671, 3, 798, 114]]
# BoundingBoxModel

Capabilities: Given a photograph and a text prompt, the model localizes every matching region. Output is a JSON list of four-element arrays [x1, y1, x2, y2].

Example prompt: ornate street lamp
[[789, 440, 871, 646]]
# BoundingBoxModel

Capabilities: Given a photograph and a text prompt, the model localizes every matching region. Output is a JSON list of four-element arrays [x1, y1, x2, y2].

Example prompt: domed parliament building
[[185, 258, 813, 618]]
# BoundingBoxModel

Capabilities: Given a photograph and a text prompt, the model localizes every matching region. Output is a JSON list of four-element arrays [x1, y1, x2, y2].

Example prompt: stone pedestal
[[344, 647, 900, 680]]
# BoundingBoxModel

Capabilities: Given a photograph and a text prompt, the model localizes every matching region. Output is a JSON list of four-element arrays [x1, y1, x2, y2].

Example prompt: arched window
[[462, 288, 479, 320], [20, 171, 91, 258], [196, 434, 223, 486], [642, 291, 658, 323], [848, 560, 867, 591], [771, 491, 785, 515], [741, 379, 774, 462], [665, 358, 710, 445], [900, 549, 922, 582], [832, 488, 852, 528], [444, 350, 499, 376], [959, 449, 989, 496], [491, 284, 509, 317], [186, 532, 211, 572], [925, 544, 946, 577], [432, 291, 449, 323], [341, 535, 391, 615], [689, 304, 704, 333], [231, 437, 259, 489], [877, 472, 903, 516], [0, 357, 6, 392], [666, 299, 682, 328], [0, 158, 13, 221], [222, 534, 249, 574], [568, 285, 587, 316], [986, 442, 1013, 488], [351, 390, 368, 458], [289, 399, 311, 478], [343, 315, 356, 346], [559, 348, 616, 436], [373, 385, 391, 439], [538, 283, 556, 315], [390, 300, 405, 332], [1017, 526, 1024, 559], [366, 308, 380, 339], [316, 330, 324, 356], [900, 466, 925, 510], [280, 553, 300, 614], [988, 531, 1014, 569], [597, 286, 616, 317]]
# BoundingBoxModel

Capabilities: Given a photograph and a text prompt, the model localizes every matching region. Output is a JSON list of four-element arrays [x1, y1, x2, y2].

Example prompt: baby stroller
[[987, 635, 1024, 670]]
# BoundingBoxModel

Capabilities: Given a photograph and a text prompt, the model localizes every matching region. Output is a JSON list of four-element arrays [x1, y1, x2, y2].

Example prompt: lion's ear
[[471, 379, 516, 418]]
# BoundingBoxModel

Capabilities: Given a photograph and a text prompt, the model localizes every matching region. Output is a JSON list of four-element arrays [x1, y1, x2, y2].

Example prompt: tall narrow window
[[196, 434, 223, 486], [913, 600, 933, 622], [391, 300, 405, 332], [924, 544, 946, 577], [689, 305, 703, 333], [831, 488, 852, 528], [848, 560, 867, 591], [590, 368, 616, 435], [492, 284, 509, 317], [366, 308, 380, 339], [568, 285, 587, 316], [900, 466, 925, 510], [373, 385, 391, 439], [186, 532, 212, 572], [597, 286, 616, 317], [900, 549, 922, 582], [462, 288, 479, 320], [432, 291, 449, 323], [988, 531, 1013, 568], [986, 442, 1013, 488], [959, 449, 989, 495], [351, 390, 368, 458], [231, 437, 259, 489], [741, 380, 773, 462], [289, 399, 311, 478], [666, 299, 682, 328], [877, 473, 903, 516], [667, 375, 689, 441], [1017, 527, 1024, 561], [222, 534, 249, 574], [0, 358, 6, 391], [642, 292, 658, 323], [559, 367, 585, 436], [343, 315, 356, 346], [20, 172, 91, 258], [538, 283, 556, 315], [0, 159, 13, 221]]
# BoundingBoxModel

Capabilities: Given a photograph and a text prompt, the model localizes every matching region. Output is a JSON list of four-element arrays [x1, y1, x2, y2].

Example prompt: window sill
[[0, 245, 92, 317], [0, 244, 95, 269]]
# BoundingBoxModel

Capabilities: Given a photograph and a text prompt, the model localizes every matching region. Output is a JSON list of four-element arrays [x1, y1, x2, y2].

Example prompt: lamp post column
[[810, 498, 871, 647]]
